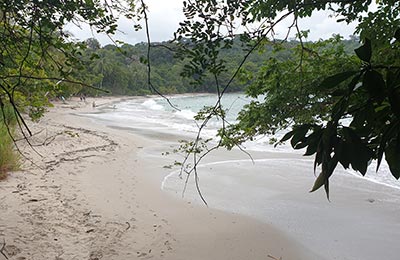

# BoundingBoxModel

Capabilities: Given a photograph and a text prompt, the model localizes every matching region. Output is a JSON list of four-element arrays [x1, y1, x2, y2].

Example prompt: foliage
[[74, 35, 360, 97], [0, 0, 140, 133], [173, 0, 400, 198], [0, 0, 141, 175], [0, 105, 18, 179], [76, 38, 273, 95]]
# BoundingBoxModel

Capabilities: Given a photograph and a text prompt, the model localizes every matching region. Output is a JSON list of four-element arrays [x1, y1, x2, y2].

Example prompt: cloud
[[65, 0, 184, 46], [65, 1, 358, 46], [271, 10, 357, 41]]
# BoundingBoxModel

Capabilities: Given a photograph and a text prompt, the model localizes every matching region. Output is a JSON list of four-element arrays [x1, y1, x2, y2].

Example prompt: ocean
[[83, 93, 400, 260], [86, 93, 400, 190]]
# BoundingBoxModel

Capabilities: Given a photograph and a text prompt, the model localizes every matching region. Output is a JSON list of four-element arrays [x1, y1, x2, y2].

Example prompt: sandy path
[[0, 97, 314, 260]]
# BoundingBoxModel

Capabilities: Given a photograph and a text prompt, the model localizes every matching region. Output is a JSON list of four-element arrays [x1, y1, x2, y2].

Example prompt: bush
[[0, 105, 19, 179]]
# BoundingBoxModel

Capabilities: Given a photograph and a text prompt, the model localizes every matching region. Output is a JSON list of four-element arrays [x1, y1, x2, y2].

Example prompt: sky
[[65, 0, 359, 46]]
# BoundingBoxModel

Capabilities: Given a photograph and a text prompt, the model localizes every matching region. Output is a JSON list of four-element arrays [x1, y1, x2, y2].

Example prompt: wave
[[174, 109, 196, 120], [161, 158, 400, 194], [86, 94, 400, 191], [141, 99, 164, 111]]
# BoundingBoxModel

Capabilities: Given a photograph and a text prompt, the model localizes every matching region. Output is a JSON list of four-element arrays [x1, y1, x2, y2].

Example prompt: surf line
[[160, 158, 312, 191], [161, 158, 400, 192]]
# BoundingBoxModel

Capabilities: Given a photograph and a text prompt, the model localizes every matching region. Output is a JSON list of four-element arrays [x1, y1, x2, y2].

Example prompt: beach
[[0, 97, 315, 260], [1, 95, 399, 260]]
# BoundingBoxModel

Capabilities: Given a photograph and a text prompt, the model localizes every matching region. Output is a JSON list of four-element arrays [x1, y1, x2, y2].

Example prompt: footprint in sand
[[89, 250, 103, 260], [4, 244, 21, 257]]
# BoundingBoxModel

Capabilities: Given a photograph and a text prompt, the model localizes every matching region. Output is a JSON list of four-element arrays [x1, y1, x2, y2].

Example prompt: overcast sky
[[65, 0, 359, 46]]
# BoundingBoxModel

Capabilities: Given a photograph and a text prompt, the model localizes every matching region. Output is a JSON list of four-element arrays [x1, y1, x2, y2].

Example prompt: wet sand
[[0, 97, 315, 260], [1, 96, 399, 260]]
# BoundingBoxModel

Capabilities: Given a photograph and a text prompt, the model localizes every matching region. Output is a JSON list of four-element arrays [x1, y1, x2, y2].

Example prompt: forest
[[72, 36, 360, 96]]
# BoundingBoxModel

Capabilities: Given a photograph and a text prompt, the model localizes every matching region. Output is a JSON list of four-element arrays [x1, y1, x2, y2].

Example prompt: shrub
[[0, 105, 19, 179]]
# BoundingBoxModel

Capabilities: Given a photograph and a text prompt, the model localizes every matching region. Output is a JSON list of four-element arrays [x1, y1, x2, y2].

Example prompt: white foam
[[141, 99, 164, 110], [174, 109, 196, 120]]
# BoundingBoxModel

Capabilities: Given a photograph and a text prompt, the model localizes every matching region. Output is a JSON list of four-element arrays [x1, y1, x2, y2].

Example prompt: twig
[[139, 0, 180, 111], [0, 238, 8, 260]]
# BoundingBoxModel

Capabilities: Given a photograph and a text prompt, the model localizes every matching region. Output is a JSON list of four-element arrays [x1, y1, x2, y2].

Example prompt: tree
[[0, 0, 139, 136], [172, 0, 400, 198]]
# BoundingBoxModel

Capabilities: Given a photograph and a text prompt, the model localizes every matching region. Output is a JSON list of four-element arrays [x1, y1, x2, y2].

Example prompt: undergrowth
[[0, 105, 19, 179]]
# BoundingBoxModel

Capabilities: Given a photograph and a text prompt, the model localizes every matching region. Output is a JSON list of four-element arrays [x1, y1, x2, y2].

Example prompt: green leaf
[[310, 171, 326, 193], [310, 155, 338, 198], [395, 27, 400, 42], [276, 130, 294, 146], [341, 128, 373, 175], [319, 71, 358, 90], [291, 125, 310, 148], [314, 146, 323, 174], [385, 138, 400, 179], [363, 70, 385, 102], [354, 38, 372, 63], [303, 129, 322, 156], [331, 98, 348, 122], [376, 122, 399, 171], [335, 140, 350, 169], [324, 179, 330, 201]]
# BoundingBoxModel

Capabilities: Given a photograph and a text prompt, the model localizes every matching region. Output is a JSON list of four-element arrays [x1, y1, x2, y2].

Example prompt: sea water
[[84, 93, 400, 260], [87, 93, 400, 190]]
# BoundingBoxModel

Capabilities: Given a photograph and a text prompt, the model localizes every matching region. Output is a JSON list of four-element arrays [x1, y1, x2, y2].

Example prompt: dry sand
[[0, 97, 316, 260]]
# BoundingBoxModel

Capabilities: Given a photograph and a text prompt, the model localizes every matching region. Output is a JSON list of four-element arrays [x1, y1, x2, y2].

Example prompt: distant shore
[[0, 96, 314, 260]]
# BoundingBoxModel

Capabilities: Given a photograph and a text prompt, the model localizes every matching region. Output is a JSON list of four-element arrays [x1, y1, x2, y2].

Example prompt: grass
[[0, 105, 19, 179]]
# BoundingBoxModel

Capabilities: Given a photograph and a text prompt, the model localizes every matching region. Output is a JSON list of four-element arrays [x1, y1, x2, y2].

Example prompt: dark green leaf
[[376, 122, 399, 171], [291, 125, 311, 148], [347, 73, 362, 92], [324, 179, 330, 201], [385, 138, 400, 179], [363, 70, 385, 102], [395, 27, 400, 42], [341, 128, 373, 175], [335, 140, 350, 169], [276, 130, 294, 146], [354, 38, 372, 63], [331, 98, 348, 122], [303, 130, 323, 156], [310, 171, 326, 193], [314, 147, 323, 174], [319, 71, 358, 90]]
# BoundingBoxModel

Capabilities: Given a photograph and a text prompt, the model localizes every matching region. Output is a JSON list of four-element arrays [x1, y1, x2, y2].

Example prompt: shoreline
[[0, 96, 315, 260], [86, 95, 400, 260]]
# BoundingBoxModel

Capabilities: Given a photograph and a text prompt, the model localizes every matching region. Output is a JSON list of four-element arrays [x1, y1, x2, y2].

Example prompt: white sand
[[2, 96, 399, 260], [0, 97, 314, 260]]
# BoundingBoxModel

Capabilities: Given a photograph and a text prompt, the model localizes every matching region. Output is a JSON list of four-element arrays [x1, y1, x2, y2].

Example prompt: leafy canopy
[[173, 0, 400, 198], [0, 0, 139, 135]]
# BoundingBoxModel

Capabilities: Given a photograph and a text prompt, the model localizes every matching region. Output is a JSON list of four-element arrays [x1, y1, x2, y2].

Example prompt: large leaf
[[385, 138, 400, 179], [310, 171, 327, 193], [319, 71, 358, 90], [331, 98, 348, 122], [335, 140, 350, 169], [310, 156, 338, 200], [354, 38, 372, 63], [376, 122, 399, 171], [291, 125, 311, 148], [363, 70, 386, 102], [341, 127, 373, 175], [303, 129, 323, 156], [279, 130, 294, 142], [395, 27, 400, 42]]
